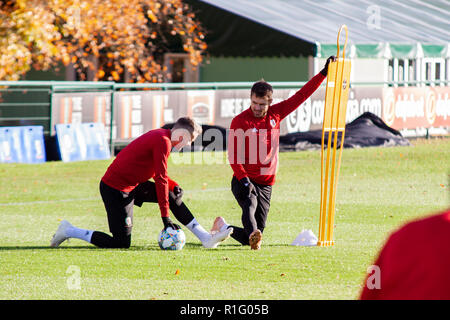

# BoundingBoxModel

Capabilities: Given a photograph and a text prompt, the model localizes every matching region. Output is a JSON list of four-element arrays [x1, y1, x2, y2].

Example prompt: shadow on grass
[[0, 243, 291, 251], [0, 245, 162, 251], [0, 245, 101, 251]]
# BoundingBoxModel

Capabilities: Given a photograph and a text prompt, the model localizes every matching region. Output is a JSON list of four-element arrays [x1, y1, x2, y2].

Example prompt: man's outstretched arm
[[271, 56, 335, 120]]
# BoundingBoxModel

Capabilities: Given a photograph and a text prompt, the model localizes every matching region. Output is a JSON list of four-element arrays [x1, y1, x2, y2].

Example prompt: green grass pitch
[[0, 138, 448, 299]]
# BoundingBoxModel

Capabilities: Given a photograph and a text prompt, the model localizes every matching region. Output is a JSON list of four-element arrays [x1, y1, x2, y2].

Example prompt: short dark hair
[[251, 80, 273, 97], [173, 117, 202, 138]]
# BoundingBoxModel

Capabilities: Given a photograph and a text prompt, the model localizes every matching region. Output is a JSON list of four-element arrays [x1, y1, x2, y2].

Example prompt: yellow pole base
[[317, 240, 335, 247]]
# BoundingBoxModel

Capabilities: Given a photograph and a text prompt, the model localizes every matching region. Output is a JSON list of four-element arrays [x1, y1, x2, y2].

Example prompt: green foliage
[[0, 0, 206, 81], [0, 0, 60, 80]]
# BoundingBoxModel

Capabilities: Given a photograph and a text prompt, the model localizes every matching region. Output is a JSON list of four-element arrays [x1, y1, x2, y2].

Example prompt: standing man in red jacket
[[51, 117, 233, 249], [211, 57, 335, 250]]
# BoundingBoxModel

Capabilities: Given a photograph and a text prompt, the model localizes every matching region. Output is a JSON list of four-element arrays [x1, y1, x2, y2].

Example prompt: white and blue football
[[158, 227, 186, 250]]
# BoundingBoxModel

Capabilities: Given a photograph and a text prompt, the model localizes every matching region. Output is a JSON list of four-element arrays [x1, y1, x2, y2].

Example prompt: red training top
[[101, 128, 178, 217], [228, 72, 326, 185], [360, 209, 450, 300]]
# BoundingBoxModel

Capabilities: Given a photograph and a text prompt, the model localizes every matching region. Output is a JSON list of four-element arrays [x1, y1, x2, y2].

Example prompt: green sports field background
[[0, 138, 448, 299]]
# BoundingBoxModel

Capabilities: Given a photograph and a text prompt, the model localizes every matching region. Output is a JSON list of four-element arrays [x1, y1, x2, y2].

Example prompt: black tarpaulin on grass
[[279, 112, 411, 151]]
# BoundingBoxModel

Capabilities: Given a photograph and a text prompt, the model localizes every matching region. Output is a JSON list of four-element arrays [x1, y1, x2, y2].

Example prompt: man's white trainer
[[50, 220, 73, 247], [202, 227, 233, 249]]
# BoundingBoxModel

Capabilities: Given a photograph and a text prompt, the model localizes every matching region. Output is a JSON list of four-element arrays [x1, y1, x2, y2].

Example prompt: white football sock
[[186, 218, 210, 243], [65, 226, 94, 243]]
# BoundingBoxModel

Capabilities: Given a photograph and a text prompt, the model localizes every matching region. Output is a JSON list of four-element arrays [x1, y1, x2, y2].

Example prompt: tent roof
[[196, 0, 450, 58]]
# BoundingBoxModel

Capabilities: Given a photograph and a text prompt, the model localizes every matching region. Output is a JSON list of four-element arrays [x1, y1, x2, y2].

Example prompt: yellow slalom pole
[[319, 55, 338, 246], [319, 116, 326, 243], [323, 55, 340, 246], [326, 25, 348, 245], [318, 25, 351, 247]]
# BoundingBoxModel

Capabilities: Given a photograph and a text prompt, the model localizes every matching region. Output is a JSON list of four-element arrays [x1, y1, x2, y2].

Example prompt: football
[[158, 227, 186, 250]]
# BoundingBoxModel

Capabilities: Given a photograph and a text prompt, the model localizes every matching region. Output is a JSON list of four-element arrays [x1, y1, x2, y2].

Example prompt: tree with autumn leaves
[[0, 0, 207, 82]]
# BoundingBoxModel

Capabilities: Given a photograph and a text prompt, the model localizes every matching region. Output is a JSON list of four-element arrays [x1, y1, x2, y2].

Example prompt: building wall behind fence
[[200, 56, 310, 82]]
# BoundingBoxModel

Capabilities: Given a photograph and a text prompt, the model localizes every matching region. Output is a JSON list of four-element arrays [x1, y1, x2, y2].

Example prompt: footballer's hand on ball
[[239, 177, 255, 199], [162, 217, 181, 230]]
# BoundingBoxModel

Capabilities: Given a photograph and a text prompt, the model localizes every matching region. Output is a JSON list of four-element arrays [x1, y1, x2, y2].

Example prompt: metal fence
[[1, 79, 449, 155]]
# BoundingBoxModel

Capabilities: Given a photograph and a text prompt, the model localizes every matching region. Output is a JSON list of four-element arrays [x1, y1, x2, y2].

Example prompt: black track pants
[[91, 181, 195, 248], [229, 176, 272, 245]]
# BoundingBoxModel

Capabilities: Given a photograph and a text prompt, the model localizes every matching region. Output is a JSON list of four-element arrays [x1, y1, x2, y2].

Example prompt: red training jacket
[[360, 209, 450, 300], [101, 128, 178, 217], [228, 72, 326, 185]]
